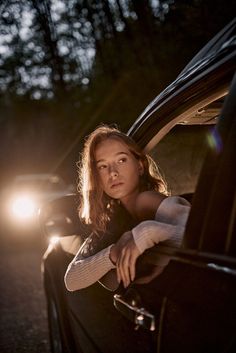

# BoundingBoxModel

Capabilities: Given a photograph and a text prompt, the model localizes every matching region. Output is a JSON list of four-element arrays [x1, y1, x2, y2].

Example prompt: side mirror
[[42, 212, 76, 238], [39, 194, 91, 239]]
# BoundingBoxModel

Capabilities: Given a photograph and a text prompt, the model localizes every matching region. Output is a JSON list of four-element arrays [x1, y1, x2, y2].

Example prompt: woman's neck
[[120, 196, 138, 220]]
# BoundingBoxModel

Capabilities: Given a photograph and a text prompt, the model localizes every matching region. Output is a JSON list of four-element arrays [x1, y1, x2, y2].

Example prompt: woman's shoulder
[[134, 191, 166, 221]]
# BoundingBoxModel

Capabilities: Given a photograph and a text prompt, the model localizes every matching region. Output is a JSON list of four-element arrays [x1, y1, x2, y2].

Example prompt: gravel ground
[[0, 237, 51, 353]]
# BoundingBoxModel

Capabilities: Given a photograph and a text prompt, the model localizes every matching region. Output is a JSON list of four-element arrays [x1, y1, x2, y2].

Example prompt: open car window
[[148, 94, 227, 196]]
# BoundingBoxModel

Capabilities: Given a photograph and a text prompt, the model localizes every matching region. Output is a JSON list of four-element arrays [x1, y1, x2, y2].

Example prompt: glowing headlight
[[49, 235, 60, 245], [10, 195, 38, 220]]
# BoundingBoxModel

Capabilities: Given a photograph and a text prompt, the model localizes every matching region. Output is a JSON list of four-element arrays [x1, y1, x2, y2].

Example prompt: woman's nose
[[109, 164, 118, 177]]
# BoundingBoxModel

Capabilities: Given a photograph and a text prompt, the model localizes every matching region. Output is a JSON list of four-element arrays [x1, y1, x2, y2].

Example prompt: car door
[[114, 73, 236, 353]]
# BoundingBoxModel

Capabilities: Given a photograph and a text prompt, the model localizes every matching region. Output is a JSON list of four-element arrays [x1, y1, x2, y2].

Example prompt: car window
[[184, 80, 236, 256], [149, 124, 212, 196]]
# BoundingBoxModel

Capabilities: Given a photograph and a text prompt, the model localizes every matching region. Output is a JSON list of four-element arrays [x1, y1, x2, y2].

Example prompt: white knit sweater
[[64, 196, 190, 291]]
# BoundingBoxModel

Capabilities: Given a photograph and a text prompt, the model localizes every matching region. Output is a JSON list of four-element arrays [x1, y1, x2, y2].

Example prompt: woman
[[64, 125, 190, 291]]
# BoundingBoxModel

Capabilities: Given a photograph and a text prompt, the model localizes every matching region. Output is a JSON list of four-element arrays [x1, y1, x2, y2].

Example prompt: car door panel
[[66, 282, 156, 353], [156, 260, 236, 353], [112, 257, 236, 353]]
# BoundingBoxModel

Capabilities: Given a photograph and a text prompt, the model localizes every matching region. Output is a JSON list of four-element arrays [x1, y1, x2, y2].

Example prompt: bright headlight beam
[[49, 235, 60, 245], [11, 196, 38, 219]]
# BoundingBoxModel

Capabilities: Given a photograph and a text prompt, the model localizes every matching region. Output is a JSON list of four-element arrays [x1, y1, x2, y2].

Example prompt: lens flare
[[207, 128, 223, 153]]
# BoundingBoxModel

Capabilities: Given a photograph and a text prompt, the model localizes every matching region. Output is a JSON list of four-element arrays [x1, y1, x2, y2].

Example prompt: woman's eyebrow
[[116, 151, 129, 156], [96, 151, 128, 164]]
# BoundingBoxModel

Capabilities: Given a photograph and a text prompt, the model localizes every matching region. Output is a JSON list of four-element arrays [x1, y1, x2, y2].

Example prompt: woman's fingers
[[129, 251, 138, 282], [116, 254, 124, 286], [116, 265, 121, 284], [116, 242, 140, 287], [117, 248, 130, 287], [124, 241, 139, 283], [115, 233, 141, 288]]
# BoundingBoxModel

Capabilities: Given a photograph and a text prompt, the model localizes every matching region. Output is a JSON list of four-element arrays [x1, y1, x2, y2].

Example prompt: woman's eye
[[98, 165, 107, 170], [118, 157, 127, 164]]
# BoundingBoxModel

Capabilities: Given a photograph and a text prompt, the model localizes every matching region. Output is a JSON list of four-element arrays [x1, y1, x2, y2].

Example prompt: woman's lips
[[111, 182, 123, 189]]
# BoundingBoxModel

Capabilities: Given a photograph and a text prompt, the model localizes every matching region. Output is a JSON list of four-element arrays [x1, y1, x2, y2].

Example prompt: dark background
[[0, 0, 235, 187]]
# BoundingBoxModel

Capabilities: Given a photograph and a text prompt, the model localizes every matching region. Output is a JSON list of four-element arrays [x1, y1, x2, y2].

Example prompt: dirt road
[[0, 237, 50, 353]]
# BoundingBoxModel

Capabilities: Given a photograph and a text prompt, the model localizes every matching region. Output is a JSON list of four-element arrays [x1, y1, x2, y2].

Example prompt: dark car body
[[41, 19, 236, 353]]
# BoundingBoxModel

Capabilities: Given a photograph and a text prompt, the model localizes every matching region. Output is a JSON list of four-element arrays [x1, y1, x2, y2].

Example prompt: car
[[40, 19, 236, 353], [0, 173, 75, 239]]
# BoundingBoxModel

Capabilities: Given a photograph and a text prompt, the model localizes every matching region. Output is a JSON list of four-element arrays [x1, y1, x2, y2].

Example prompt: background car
[[41, 19, 236, 353], [0, 173, 75, 239]]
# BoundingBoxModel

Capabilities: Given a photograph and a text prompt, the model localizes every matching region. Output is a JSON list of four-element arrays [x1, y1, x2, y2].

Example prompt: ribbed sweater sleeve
[[64, 244, 116, 291], [132, 196, 190, 266]]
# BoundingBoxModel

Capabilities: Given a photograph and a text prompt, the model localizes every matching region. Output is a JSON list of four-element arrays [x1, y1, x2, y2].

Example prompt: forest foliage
[[0, 0, 235, 183]]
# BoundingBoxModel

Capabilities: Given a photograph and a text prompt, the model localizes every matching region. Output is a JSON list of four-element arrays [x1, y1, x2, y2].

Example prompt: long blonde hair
[[77, 125, 168, 233]]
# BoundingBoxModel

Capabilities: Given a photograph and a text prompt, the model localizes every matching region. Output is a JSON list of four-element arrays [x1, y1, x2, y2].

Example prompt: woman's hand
[[111, 231, 141, 288]]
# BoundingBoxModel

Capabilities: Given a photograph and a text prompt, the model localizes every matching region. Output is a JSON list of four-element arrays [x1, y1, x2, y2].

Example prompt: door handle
[[113, 293, 156, 331]]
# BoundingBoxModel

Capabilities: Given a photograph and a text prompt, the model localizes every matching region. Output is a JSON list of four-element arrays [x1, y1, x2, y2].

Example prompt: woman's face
[[95, 138, 144, 206]]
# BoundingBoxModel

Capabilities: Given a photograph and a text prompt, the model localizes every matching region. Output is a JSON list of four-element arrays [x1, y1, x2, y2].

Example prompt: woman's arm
[[64, 196, 190, 291], [115, 196, 191, 287], [132, 196, 190, 253], [64, 244, 116, 291]]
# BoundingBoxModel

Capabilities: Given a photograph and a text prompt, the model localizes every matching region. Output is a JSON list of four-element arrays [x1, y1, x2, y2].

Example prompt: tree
[[0, 0, 235, 185]]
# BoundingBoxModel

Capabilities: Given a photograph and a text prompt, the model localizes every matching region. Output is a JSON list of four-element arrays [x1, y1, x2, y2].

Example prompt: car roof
[[128, 18, 236, 150], [179, 18, 236, 77]]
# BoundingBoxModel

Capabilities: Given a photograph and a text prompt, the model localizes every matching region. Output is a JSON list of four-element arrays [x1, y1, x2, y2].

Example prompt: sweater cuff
[[96, 244, 116, 270]]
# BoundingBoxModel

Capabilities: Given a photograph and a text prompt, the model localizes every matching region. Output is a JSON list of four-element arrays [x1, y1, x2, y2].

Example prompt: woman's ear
[[138, 160, 144, 176]]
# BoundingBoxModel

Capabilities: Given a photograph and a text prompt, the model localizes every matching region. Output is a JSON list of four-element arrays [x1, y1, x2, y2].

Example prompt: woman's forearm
[[132, 196, 190, 256], [64, 245, 116, 291]]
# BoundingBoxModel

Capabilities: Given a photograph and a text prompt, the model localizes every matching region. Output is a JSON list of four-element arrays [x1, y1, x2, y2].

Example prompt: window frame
[[139, 73, 236, 273]]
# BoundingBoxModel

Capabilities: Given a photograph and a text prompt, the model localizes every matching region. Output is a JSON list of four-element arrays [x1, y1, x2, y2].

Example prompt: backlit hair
[[77, 125, 168, 233]]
